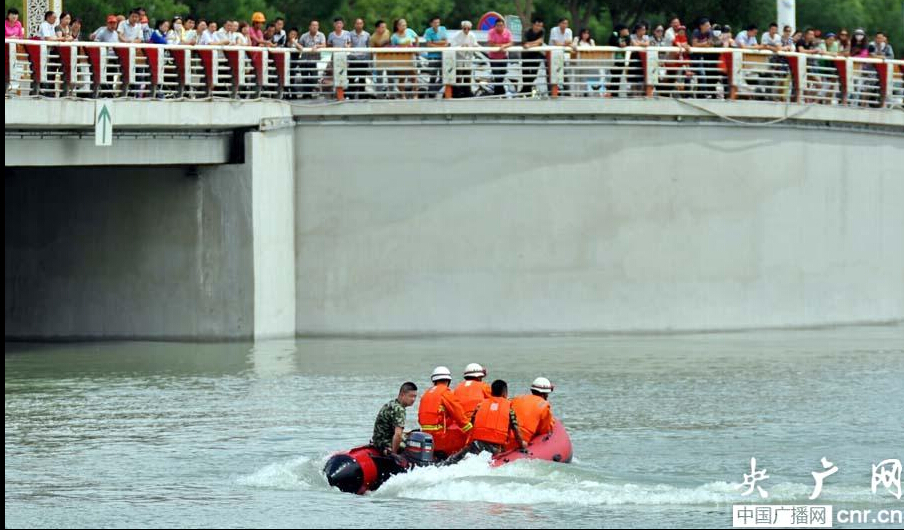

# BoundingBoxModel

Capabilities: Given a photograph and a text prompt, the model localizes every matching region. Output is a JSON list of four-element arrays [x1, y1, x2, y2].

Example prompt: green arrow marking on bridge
[[97, 104, 112, 145]]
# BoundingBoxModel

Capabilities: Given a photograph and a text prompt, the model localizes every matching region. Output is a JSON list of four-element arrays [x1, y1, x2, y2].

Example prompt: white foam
[[371, 453, 885, 506], [237, 456, 321, 490]]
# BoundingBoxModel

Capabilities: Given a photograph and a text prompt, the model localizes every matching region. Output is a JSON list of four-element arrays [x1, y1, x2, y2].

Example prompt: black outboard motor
[[403, 431, 435, 465], [323, 453, 364, 494]]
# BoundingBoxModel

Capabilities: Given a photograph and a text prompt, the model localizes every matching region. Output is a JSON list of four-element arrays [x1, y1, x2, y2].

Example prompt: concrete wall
[[249, 129, 297, 339], [5, 165, 255, 339], [294, 121, 904, 334], [5, 99, 904, 338]]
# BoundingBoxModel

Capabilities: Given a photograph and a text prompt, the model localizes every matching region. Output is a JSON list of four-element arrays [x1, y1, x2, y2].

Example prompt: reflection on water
[[5, 324, 904, 528]]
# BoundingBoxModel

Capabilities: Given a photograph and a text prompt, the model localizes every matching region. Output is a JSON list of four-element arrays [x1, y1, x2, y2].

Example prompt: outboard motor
[[403, 431, 435, 465], [324, 453, 365, 494]]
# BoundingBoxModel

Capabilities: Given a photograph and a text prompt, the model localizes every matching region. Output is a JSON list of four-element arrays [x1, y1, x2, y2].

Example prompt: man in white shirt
[[118, 9, 143, 43], [198, 21, 225, 45], [761, 22, 782, 50], [734, 24, 762, 49], [218, 20, 238, 44], [548, 18, 572, 46], [450, 20, 479, 97], [38, 11, 58, 39], [663, 17, 681, 46]]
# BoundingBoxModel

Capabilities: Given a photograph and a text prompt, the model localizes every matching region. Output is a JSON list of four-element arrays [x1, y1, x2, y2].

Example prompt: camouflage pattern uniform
[[371, 398, 406, 453]]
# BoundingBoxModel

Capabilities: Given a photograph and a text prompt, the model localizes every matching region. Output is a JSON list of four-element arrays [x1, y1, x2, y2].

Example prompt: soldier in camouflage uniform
[[372, 381, 418, 455]]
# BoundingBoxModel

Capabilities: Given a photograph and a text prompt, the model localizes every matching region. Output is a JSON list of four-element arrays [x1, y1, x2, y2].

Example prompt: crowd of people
[[5, 7, 899, 101], [372, 364, 555, 461]]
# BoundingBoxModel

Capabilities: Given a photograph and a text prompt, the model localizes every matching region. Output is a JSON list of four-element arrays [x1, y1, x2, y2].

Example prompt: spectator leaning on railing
[[149, 19, 168, 44], [663, 17, 681, 45], [869, 31, 894, 59], [486, 17, 513, 96], [424, 16, 448, 97], [761, 23, 782, 51], [549, 18, 572, 46], [118, 9, 143, 43], [70, 18, 83, 41], [734, 25, 761, 49], [348, 18, 371, 99], [90, 15, 119, 43], [450, 20, 479, 98], [272, 17, 286, 46], [6, 8, 23, 39], [38, 10, 57, 40], [8, 4, 901, 104], [521, 17, 545, 95]]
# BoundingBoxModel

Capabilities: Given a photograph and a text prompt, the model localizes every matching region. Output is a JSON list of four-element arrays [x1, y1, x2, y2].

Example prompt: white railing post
[[795, 54, 807, 103], [39, 42, 48, 87], [842, 57, 853, 105], [645, 49, 660, 97], [333, 51, 348, 100], [549, 48, 565, 97], [441, 48, 456, 98], [259, 48, 269, 87], [730, 50, 743, 100]]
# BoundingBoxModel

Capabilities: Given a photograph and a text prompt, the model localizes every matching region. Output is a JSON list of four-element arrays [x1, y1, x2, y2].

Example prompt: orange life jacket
[[453, 380, 491, 418], [511, 394, 552, 444], [470, 396, 512, 445], [418, 384, 456, 431]]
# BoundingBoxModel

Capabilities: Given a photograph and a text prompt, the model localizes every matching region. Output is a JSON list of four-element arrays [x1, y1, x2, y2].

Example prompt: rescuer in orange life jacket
[[447, 379, 527, 463], [453, 363, 491, 418], [418, 366, 473, 458], [504, 376, 555, 452]]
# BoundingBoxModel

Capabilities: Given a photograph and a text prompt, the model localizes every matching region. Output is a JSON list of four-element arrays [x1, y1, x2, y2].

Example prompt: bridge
[[5, 42, 904, 339]]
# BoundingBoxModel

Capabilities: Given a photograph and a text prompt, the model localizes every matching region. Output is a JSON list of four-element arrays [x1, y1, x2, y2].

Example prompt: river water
[[5, 325, 903, 528]]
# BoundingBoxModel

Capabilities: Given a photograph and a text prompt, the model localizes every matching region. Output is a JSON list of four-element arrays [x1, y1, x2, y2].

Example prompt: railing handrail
[[6, 39, 903, 65]]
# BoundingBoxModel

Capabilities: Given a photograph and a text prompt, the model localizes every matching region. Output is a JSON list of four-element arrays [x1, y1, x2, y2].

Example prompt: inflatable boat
[[323, 419, 572, 494]]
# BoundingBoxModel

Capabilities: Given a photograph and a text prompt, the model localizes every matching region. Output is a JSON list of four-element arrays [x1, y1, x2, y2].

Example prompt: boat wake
[[239, 453, 892, 506]]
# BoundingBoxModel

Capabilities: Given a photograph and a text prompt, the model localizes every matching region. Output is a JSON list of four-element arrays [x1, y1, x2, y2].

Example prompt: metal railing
[[6, 39, 904, 108]]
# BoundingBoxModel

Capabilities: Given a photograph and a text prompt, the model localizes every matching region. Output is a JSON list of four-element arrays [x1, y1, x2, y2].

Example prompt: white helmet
[[431, 366, 453, 382], [530, 377, 554, 394], [463, 363, 487, 378]]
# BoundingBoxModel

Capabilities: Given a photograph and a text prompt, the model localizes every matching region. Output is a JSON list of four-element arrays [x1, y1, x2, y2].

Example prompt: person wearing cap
[[819, 32, 840, 56], [848, 29, 869, 58], [453, 363, 491, 418], [418, 366, 473, 458], [91, 15, 120, 43], [506, 377, 555, 452], [249, 12, 267, 46]]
